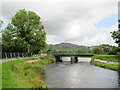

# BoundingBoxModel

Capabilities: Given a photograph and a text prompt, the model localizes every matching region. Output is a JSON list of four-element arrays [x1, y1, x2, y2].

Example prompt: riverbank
[[90, 55, 120, 72], [2, 55, 55, 88]]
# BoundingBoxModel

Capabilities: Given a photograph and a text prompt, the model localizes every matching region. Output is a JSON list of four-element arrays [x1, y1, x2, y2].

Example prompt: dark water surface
[[45, 57, 120, 88]]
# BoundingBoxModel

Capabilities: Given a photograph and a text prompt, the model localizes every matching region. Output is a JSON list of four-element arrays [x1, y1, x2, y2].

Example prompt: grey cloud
[[2, 1, 118, 46], [119, 1, 120, 19]]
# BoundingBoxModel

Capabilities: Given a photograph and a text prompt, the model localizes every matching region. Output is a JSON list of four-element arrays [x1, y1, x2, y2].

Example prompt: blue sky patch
[[95, 14, 118, 28]]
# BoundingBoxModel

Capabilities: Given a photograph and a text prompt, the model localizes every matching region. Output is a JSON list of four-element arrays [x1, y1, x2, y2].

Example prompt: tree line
[[47, 44, 119, 55]]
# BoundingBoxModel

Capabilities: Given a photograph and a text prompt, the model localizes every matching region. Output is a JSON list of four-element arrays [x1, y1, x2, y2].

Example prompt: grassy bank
[[2, 55, 55, 88], [0, 63, 2, 90], [91, 55, 120, 72], [91, 55, 120, 62]]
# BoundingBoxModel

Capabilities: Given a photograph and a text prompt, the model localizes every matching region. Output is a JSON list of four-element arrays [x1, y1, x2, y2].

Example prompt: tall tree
[[111, 20, 120, 47], [2, 9, 46, 53]]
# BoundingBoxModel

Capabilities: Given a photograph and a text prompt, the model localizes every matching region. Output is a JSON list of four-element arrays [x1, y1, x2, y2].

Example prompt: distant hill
[[48, 43, 79, 50], [48, 42, 97, 50]]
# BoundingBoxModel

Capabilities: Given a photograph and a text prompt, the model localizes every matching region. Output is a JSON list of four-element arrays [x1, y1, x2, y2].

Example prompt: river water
[[45, 57, 120, 88]]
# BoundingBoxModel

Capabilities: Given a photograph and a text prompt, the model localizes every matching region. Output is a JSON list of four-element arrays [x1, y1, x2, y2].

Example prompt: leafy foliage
[[111, 20, 120, 47], [92, 44, 119, 55], [92, 46, 103, 54], [2, 9, 46, 53], [76, 46, 92, 54]]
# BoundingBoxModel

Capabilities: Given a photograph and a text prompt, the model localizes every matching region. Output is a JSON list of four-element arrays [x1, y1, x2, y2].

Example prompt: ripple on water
[[45, 57, 119, 88]]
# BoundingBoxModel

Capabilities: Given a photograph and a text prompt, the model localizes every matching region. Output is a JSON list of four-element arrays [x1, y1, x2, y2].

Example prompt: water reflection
[[118, 72, 120, 88], [45, 57, 119, 88]]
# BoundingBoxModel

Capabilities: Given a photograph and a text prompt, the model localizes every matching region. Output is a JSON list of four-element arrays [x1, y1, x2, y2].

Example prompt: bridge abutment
[[75, 56, 78, 63], [55, 56, 62, 62], [70, 56, 78, 64]]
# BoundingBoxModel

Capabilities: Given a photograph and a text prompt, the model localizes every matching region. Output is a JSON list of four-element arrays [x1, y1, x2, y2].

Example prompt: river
[[45, 57, 120, 88]]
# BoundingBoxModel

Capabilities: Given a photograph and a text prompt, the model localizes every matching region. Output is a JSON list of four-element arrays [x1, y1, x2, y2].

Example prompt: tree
[[2, 9, 46, 53], [76, 49, 86, 54], [108, 46, 119, 55], [76, 46, 92, 54], [57, 49, 72, 53], [92, 47, 103, 54], [99, 44, 112, 54], [111, 20, 120, 47]]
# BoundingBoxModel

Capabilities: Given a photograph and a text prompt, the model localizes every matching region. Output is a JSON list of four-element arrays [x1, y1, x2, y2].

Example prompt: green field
[[2, 55, 55, 88], [91, 55, 120, 72]]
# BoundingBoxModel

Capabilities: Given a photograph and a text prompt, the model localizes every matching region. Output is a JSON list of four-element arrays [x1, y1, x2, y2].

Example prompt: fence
[[2, 52, 34, 59]]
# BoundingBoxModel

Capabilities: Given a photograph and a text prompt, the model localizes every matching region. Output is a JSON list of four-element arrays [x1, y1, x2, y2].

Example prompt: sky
[[0, 0, 119, 46]]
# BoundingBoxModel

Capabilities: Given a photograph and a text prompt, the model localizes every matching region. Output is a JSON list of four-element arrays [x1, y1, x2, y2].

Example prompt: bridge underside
[[54, 55, 93, 63], [54, 56, 79, 63]]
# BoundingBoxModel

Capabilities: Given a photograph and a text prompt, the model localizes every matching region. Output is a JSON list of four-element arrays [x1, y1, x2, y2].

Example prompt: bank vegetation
[[91, 55, 120, 72], [2, 55, 55, 88]]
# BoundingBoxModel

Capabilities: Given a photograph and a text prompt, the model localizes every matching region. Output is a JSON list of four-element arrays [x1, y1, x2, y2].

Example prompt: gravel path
[[23, 59, 42, 63], [94, 59, 120, 65]]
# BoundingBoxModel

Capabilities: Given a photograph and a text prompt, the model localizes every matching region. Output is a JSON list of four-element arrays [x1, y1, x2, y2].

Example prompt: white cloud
[[51, 2, 117, 45], [2, 0, 119, 2], [2, 0, 118, 46]]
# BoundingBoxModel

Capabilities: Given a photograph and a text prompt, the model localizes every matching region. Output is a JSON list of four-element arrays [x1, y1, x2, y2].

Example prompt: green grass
[[91, 61, 120, 72], [2, 55, 55, 88], [92, 55, 120, 62], [91, 55, 120, 72], [0, 63, 2, 90]]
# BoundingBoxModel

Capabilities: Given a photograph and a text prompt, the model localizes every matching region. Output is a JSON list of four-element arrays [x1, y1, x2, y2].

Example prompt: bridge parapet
[[47, 51, 93, 57]]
